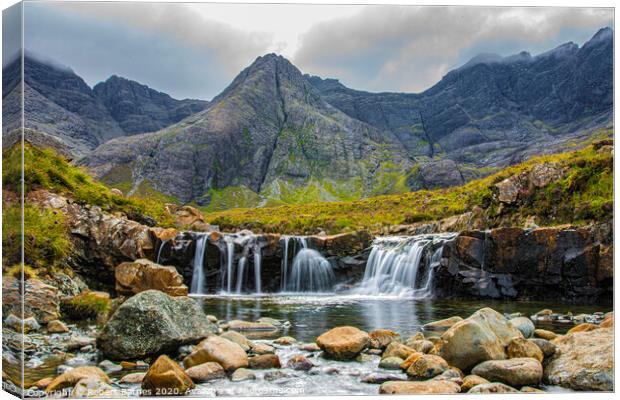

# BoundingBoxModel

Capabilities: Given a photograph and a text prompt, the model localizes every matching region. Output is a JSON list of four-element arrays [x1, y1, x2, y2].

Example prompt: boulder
[[361, 373, 407, 384], [422, 316, 463, 333], [71, 378, 119, 397], [506, 338, 543, 362], [183, 335, 248, 372], [567, 323, 598, 334], [368, 329, 401, 349], [46, 366, 111, 393], [399, 352, 423, 370], [378, 357, 403, 370], [141, 355, 194, 396], [251, 343, 275, 355], [119, 372, 146, 384], [248, 354, 281, 369], [227, 320, 279, 332], [406, 355, 449, 380], [544, 327, 613, 391], [273, 336, 297, 345], [436, 308, 522, 371], [379, 380, 461, 394], [221, 331, 253, 352], [471, 358, 543, 387], [230, 368, 255, 382], [468, 308, 523, 345], [435, 319, 505, 371], [316, 326, 369, 360], [382, 342, 416, 360], [534, 329, 557, 340], [600, 313, 613, 328], [34, 377, 53, 389], [97, 290, 217, 360], [460, 375, 490, 392], [115, 259, 188, 296], [185, 362, 226, 382], [467, 382, 519, 393], [47, 320, 70, 333], [509, 317, 535, 338], [286, 355, 314, 371], [298, 343, 320, 352], [406, 339, 434, 354], [529, 338, 556, 358], [3, 277, 60, 323]]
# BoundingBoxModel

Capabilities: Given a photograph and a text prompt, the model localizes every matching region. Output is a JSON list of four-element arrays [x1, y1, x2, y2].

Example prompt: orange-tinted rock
[[141, 355, 194, 396], [115, 259, 188, 297]]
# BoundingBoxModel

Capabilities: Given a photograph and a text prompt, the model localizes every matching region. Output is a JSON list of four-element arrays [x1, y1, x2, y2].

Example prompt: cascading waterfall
[[225, 237, 235, 293], [156, 239, 168, 264], [254, 245, 262, 294], [282, 236, 335, 293], [352, 233, 456, 298], [190, 234, 208, 295], [281, 236, 290, 291], [236, 257, 247, 294]]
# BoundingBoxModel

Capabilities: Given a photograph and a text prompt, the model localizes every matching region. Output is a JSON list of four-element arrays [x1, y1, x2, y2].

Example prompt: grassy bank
[[205, 142, 613, 234]]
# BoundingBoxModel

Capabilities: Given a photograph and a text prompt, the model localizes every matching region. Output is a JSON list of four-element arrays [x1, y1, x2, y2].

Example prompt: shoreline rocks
[[97, 290, 217, 360], [316, 326, 369, 360]]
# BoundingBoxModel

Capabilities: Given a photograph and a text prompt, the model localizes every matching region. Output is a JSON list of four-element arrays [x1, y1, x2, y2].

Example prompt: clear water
[[197, 295, 611, 342]]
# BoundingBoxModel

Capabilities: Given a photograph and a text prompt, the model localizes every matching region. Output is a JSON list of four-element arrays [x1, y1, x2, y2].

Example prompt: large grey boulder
[[97, 290, 217, 360]]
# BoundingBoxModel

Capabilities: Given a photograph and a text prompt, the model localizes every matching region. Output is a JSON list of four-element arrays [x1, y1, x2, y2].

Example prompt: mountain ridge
[[3, 27, 613, 209]]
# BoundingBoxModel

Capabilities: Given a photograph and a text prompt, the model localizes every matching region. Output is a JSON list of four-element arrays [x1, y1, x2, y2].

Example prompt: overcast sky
[[10, 1, 614, 100]]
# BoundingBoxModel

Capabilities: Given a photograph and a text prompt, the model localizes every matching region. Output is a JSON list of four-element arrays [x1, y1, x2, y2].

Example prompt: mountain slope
[[306, 27, 613, 180], [81, 54, 414, 208], [2, 55, 209, 156], [2, 55, 125, 155], [93, 76, 208, 134]]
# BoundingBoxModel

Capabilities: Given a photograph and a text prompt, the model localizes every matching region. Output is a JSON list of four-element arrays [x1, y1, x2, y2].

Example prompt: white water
[[282, 237, 335, 293], [236, 257, 247, 294], [352, 233, 456, 298], [156, 239, 168, 264], [225, 238, 235, 293], [190, 234, 208, 295], [281, 236, 290, 291], [254, 245, 262, 294]]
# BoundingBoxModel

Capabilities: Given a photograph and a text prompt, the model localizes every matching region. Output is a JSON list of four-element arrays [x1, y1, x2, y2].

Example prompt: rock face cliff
[[92, 76, 208, 135], [433, 224, 613, 302], [307, 28, 613, 188], [81, 54, 412, 207], [2, 55, 208, 156]]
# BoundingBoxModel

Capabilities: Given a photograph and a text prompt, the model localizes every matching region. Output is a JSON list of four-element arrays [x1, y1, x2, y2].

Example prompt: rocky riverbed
[[2, 288, 614, 397]]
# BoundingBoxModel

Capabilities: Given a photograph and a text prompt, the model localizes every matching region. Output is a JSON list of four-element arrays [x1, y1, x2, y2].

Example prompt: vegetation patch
[[206, 142, 613, 234]]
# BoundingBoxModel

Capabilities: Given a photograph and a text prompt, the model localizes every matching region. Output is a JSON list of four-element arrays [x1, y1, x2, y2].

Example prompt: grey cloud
[[50, 2, 273, 77], [293, 6, 614, 93]]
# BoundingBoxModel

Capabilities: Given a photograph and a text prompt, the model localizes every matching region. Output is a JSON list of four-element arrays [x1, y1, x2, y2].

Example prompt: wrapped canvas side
[[2, 1, 25, 398]]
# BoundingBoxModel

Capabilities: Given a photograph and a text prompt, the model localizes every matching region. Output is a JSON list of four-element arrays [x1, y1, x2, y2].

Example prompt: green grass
[[2, 202, 72, 269], [2, 143, 176, 227], [205, 142, 613, 234], [60, 291, 111, 321]]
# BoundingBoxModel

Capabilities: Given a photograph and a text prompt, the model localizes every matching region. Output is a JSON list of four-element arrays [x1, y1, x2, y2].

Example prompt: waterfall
[[283, 237, 335, 293], [156, 239, 168, 264], [353, 233, 455, 298], [190, 234, 208, 295], [225, 237, 235, 293], [254, 245, 262, 294], [236, 257, 247, 294], [281, 236, 290, 291]]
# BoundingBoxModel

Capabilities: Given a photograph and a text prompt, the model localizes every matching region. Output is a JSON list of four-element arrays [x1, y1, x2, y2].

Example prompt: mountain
[[81, 54, 413, 208], [306, 27, 613, 185], [3, 55, 125, 155], [7, 27, 613, 209], [92, 76, 208, 134], [2, 55, 208, 156]]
